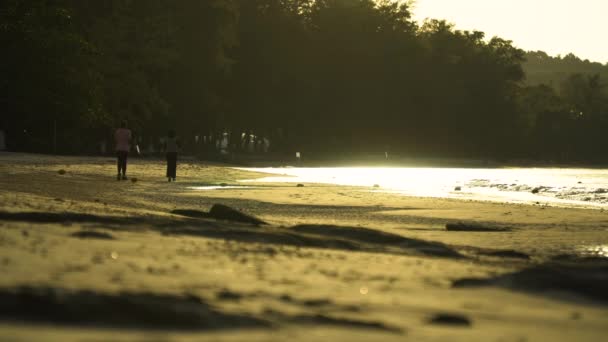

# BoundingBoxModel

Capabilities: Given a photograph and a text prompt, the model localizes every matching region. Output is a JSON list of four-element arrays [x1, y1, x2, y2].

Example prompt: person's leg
[[121, 152, 128, 179], [116, 152, 122, 180], [171, 153, 177, 180], [173, 153, 177, 181], [167, 152, 177, 180], [166, 153, 171, 181]]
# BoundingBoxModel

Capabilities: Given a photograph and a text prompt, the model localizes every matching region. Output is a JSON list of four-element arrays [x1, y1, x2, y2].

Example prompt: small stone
[[428, 313, 471, 326], [57, 169, 66, 175], [454, 186, 462, 191], [130, 177, 138, 183], [71, 230, 115, 240], [296, 183, 304, 187], [216, 289, 242, 301]]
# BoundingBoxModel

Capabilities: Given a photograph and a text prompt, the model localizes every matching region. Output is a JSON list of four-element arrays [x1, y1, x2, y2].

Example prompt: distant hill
[[523, 51, 608, 90]]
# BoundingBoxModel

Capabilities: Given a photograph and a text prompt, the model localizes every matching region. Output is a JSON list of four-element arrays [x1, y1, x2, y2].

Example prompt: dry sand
[[1, 152, 607, 341]]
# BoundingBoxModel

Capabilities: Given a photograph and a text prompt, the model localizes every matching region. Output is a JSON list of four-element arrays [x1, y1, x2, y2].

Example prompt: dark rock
[[531, 187, 542, 194], [290, 313, 403, 333], [296, 183, 304, 187], [57, 169, 66, 175], [216, 289, 242, 301], [445, 222, 511, 232], [428, 313, 471, 326], [130, 177, 138, 183], [209, 204, 267, 225], [70, 231, 115, 240], [480, 250, 530, 259], [454, 186, 462, 191], [302, 299, 332, 307], [279, 294, 293, 302]]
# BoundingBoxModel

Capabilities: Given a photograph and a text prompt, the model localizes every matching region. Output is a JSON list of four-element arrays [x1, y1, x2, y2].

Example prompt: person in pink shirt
[[114, 120, 132, 180]]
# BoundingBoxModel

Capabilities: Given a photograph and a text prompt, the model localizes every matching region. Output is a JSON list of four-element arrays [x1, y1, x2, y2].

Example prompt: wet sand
[[1, 152, 608, 341]]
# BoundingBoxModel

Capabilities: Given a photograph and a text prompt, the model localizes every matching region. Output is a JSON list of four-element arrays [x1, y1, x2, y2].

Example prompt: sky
[[411, 0, 608, 64]]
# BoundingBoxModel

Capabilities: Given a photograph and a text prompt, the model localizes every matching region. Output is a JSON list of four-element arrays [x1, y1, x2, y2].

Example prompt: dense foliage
[[2, 0, 607, 162]]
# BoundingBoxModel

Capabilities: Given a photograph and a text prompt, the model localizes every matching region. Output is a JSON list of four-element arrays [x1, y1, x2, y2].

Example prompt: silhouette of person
[[165, 130, 180, 182], [114, 120, 132, 180]]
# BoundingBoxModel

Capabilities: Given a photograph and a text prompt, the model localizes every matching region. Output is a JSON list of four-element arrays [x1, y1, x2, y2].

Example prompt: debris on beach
[[479, 249, 530, 259], [70, 230, 115, 240], [428, 313, 472, 326], [445, 222, 511, 232], [531, 186, 548, 194], [209, 204, 267, 225], [170, 205, 267, 225]]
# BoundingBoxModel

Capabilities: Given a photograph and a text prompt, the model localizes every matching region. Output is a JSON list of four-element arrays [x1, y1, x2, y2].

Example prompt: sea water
[[240, 167, 608, 209]]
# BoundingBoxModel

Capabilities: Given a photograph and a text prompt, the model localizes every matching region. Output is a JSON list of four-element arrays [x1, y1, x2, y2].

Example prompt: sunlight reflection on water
[[188, 185, 254, 190], [239, 167, 608, 208], [581, 245, 608, 258]]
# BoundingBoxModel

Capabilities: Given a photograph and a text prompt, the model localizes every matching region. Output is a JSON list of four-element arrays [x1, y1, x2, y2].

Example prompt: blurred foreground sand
[[1, 152, 607, 341]]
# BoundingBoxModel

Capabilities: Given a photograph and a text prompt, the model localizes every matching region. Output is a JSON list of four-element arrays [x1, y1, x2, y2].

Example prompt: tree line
[[2, 0, 607, 162]]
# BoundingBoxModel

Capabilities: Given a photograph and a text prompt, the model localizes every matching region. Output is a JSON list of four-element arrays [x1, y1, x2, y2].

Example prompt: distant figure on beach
[[114, 120, 132, 180], [0, 130, 5, 150], [165, 130, 180, 182]]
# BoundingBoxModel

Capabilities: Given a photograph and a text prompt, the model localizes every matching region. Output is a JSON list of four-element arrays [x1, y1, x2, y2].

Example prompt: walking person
[[114, 120, 132, 180], [165, 130, 180, 182]]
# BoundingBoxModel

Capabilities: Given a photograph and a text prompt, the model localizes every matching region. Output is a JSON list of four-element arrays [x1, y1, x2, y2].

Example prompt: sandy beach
[[1, 152, 607, 341]]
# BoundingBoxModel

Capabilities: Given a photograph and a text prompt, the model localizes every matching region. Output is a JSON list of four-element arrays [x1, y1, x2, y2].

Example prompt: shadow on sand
[[0, 286, 403, 333], [453, 256, 608, 303], [0, 287, 268, 331], [1, 208, 462, 258]]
